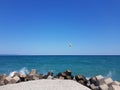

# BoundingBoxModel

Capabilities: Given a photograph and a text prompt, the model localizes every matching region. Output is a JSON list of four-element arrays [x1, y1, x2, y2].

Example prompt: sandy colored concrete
[[0, 79, 91, 90]]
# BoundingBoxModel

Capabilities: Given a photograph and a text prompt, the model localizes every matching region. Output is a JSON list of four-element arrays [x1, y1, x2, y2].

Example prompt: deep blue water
[[0, 55, 120, 80]]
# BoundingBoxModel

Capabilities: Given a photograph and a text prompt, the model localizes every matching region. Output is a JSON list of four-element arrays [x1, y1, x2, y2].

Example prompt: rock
[[111, 81, 120, 86], [29, 69, 39, 80], [43, 75, 48, 79], [96, 75, 104, 80], [20, 74, 26, 82], [29, 69, 37, 76], [25, 75, 33, 81], [75, 75, 87, 85], [25, 74, 39, 81], [65, 75, 73, 80], [89, 77, 97, 85], [89, 84, 99, 90], [95, 75, 105, 86], [65, 70, 72, 76], [4, 77, 16, 84], [32, 74, 39, 80], [47, 75, 53, 79], [0, 74, 7, 86], [109, 85, 120, 90], [20, 74, 26, 78], [104, 78, 113, 86], [61, 72, 67, 77], [99, 84, 109, 90], [39, 74, 44, 79], [47, 72, 53, 76], [59, 76, 64, 80], [57, 72, 62, 77], [12, 72, 20, 78], [75, 75, 87, 81], [13, 76, 20, 83], [78, 80, 85, 85]]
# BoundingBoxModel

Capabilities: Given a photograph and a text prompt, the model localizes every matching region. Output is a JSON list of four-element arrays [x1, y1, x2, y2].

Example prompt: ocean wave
[[104, 71, 115, 79], [9, 67, 29, 77]]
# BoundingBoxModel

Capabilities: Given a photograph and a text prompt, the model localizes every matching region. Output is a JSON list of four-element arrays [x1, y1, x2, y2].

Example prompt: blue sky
[[0, 0, 120, 55]]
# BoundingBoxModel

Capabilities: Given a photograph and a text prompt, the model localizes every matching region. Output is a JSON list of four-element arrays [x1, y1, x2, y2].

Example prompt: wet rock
[[99, 84, 109, 90]]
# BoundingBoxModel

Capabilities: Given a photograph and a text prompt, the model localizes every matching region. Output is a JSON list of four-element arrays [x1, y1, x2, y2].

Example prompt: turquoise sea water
[[0, 55, 120, 80]]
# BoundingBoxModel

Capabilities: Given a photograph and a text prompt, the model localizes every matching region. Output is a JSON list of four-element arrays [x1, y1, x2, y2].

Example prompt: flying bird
[[69, 43, 72, 47]]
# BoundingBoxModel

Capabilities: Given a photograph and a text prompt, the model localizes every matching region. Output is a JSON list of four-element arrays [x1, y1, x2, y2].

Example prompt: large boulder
[[108, 85, 120, 90], [99, 84, 109, 90], [90, 75, 106, 86], [47, 72, 53, 76], [47, 75, 53, 79], [111, 81, 120, 86], [0, 74, 7, 86], [104, 78, 113, 86], [28, 69, 39, 80], [58, 76, 64, 80], [4, 77, 16, 84], [29, 69, 37, 76], [89, 84, 99, 90], [75, 75, 87, 85], [20, 74, 27, 82], [89, 77, 97, 84], [65, 75, 73, 80], [65, 70, 72, 76], [56, 70, 73, 80], [39, 74, 44, 79], [19, 74, 27, 81], [13, 76, 20, 83], [25, 75, 34, 81], [32, 74, 39, 80], [12, 72, 20, 78], [95, 75, 105, 86]]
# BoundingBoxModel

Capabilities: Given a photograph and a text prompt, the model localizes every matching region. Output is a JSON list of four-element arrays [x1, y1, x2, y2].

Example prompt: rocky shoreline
[[0, 69, 120, 90]]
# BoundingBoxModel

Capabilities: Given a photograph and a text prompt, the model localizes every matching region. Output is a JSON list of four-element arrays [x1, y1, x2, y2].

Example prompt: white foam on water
[[86, 77, 90, 80], [9, 67, 29, 77], [19, 67, 29, 75], [9, 71, 18, 77], [104, 71, 115, 79]]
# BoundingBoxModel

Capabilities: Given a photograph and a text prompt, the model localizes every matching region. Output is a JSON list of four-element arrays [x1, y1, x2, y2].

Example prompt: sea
[[0, 55, 120, 80]]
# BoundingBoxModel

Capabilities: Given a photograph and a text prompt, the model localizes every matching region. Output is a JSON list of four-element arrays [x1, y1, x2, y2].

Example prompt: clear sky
[[0, 0, 120, 55]]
